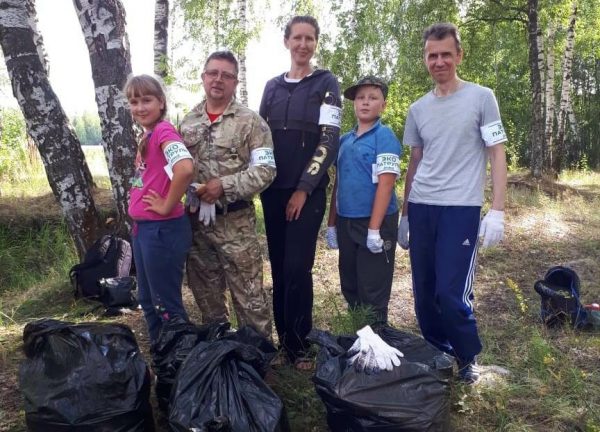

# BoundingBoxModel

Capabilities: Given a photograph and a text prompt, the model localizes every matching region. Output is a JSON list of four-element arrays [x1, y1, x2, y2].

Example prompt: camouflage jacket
[[180, 99, 276, 204]]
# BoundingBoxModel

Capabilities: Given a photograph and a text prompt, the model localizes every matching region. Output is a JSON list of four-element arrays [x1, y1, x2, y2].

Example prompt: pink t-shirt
[[128, 120, 185, 221]]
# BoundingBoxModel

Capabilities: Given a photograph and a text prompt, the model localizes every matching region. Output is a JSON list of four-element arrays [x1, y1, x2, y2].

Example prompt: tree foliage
[[71, 112, 102, 146], [314, 0, 600, 173]]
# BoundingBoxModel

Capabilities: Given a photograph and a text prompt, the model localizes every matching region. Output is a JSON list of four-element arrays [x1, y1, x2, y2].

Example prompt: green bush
[[0, 108, 29, 182]]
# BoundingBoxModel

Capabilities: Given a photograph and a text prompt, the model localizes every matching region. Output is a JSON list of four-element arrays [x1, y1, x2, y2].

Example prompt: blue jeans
[[132, 216, 192, 343]]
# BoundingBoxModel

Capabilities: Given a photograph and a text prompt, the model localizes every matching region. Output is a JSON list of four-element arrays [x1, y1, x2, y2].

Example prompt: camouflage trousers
[[186, 205, 272, 339]]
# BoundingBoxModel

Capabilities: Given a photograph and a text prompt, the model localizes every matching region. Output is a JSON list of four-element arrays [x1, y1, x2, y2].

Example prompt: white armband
[[319, 104, 342, 128], [163, 142, 192, 167], [250, 147, 276, 167], [480, 120, 507, 146], [376, 153, 401, 176], [372, 153, 401, 183]]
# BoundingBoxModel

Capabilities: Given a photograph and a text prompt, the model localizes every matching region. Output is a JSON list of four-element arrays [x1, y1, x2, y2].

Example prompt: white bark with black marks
[[72, 0, 137, 229], [528, 0, 545, 177], [554, 1, 577, 172], [154, 0, 169, 78], [237, 0, 248, 106], [0, 0, 101, 256], [543, 25, 555, 169]]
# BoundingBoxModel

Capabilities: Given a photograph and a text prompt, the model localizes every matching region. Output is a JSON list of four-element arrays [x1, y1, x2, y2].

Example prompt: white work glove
[[326, 226, 338, 249], [366, 229, 383, 254], [397, 216, 409, 250], [478, 209, 504, 248], [347, 325, 404, 373], [186, 183, 201, 213], [198, 200, 216, 226]]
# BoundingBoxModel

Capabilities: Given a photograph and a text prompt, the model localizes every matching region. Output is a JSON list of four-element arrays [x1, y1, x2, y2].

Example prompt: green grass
[[0, 222, 76, 299], [1, 145, 109, 198]]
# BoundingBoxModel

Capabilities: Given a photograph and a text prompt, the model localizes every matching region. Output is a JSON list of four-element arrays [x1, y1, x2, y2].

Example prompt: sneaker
[[457, 359, 480, 384]]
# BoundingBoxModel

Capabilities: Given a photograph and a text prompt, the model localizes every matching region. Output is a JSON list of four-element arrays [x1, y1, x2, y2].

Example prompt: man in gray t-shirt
[[398, 23, 507, 384]]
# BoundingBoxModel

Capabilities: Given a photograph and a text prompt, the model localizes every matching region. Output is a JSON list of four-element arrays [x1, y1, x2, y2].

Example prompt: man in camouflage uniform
[[180, 51, 276, 338]]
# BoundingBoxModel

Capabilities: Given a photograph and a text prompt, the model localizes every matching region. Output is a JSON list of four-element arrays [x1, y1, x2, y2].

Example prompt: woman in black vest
[[259, 15, 341, 370]]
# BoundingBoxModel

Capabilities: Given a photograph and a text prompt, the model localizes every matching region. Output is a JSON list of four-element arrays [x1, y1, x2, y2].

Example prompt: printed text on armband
[[164, 142, 193, 167], [376, 153, 401, 175], [250, 147, 276, 168], [480, 120, 507, 146], [319, 104, 342, 128]]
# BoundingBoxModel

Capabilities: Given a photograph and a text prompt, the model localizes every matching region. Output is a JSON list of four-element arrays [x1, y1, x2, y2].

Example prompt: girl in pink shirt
[[125, 74, 193, 342]]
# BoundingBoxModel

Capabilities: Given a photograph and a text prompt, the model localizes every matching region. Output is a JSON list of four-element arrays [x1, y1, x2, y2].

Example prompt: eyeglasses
[[203, 69, 238, 82]]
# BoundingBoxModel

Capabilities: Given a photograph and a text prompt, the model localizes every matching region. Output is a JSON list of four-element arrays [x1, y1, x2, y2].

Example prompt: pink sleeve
[[153, 121, 183, 149]]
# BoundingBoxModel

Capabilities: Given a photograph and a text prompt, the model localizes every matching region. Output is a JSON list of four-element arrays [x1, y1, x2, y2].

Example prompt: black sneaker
[[457, 359, 480, 384]]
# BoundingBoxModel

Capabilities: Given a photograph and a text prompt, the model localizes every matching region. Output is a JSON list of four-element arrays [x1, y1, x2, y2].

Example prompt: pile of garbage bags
[[19, 318, 288, 432], [309, 325, 454, 432], [19, 317, 451, 432]]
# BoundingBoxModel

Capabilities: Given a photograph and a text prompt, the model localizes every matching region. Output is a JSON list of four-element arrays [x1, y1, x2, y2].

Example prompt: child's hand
[[326, 226, 339, 249], [142, 189, 171, 215], [366, 229, 383, 253]]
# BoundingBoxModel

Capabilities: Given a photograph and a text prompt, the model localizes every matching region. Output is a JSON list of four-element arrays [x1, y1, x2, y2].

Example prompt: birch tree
[[154, 0, 169, 78], [177, 0, 259, 104], [543, 25, 556, 169], [72, 0, 137, 229], [554, 1, 577, 172], [527, 0, 545, 177], [0, 0, 101, 257], [237, 0, 248, 106]]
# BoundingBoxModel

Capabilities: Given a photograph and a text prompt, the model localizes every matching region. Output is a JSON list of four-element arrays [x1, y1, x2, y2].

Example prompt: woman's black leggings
[[260, 187, 326, 361]]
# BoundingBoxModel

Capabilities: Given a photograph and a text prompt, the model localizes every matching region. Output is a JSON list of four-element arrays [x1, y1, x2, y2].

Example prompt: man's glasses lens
[[204, 70, 237, 81]]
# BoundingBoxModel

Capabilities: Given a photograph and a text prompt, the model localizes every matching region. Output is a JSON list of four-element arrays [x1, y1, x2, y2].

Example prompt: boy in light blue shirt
[[326, 76, 402, 323]]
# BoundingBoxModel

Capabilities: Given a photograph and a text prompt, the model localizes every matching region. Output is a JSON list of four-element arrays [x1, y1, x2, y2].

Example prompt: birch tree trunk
[[554, 1, 577, 173], [528, 0, 545, 178], [73, 0, 136, 229], [237, 0, 248, 106], [0, 0, 101, 257], [214, 0, 221, 47], [538, 30, 544, 107], [154, 0, 169, 78], [543, 25, 556, 170], [26, 0, 48, 74]]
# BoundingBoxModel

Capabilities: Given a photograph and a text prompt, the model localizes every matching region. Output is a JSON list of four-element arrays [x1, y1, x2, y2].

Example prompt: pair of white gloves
[[187, 183, 215, 226], [347, 325, 404, 374], [397, 209, 505, 250], [326, 227, 384, 254]]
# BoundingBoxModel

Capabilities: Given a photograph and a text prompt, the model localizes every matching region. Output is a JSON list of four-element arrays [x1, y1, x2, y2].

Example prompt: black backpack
[[534, 266, 587, 329], [70, 234, 132, 299]]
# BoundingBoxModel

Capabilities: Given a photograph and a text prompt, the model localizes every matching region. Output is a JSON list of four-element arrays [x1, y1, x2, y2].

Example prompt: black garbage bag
[[221, 325, 279, 372], [169, 326, 288, 432], [308, 326, 454, 432], [151, 317, 231, 411], [19, 318, 154, 432]]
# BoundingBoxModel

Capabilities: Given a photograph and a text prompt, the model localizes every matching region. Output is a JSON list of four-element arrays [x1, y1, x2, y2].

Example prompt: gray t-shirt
[[403, 82, 506, 206]]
